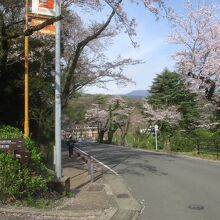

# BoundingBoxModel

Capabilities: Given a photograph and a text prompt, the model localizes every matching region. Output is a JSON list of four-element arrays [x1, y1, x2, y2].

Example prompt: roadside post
[[88, 156, 94, 182], [155, 125, 158, 151], [31, 0, 61, 179], [88, 156, 91, 175], [55, 0, 62, 180], [90, 157, 94, 182]]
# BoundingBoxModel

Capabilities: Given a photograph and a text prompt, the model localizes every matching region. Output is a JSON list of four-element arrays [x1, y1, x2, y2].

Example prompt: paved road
[[76, 143, 220, 220]]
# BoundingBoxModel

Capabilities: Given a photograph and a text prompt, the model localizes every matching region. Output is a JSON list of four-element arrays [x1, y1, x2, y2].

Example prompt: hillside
[[124, 90, 149, 99]]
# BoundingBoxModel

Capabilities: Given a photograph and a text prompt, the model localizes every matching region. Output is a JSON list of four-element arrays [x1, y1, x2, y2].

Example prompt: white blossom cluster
[[142, 102, 180, 126]]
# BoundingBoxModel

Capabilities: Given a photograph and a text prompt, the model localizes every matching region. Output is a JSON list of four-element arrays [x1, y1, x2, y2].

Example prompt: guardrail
[[74, 146, 119, 182]]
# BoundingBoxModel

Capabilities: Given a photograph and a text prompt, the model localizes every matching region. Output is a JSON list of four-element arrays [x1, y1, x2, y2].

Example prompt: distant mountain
[[83, 90, 150, 99], [124, 90, 149, 98]]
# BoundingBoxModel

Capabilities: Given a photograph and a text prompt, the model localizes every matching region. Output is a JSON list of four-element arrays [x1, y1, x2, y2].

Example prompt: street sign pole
[[155, 125, 158, 151], [55, 0, 62, 179]]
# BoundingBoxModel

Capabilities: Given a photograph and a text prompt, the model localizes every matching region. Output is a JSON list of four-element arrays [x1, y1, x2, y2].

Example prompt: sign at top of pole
[[32, 0, 56, 17], [31, 0, 60, 35]]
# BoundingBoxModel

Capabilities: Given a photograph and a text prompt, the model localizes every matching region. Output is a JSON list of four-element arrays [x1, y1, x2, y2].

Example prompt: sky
[[81, 0, 219, 95]]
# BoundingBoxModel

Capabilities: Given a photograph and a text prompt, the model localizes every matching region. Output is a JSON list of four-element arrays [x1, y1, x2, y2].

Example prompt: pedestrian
[[67, 135, 76, 157]]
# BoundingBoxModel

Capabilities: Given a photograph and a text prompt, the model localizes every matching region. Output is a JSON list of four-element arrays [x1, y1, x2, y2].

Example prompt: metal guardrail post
[[87, 155, 94, 182], [90, 157, 94, 182], [88, 156, 91, 175], [74, 146, 119, 177]]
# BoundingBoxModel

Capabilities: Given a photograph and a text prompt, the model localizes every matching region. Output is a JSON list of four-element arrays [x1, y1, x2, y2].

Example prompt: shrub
[[169, 131, 196, 152], [194, 129, 213, 145], [0, 153, 23, 199], [0, 125, 51, 201], [117, 133, 156, 150]]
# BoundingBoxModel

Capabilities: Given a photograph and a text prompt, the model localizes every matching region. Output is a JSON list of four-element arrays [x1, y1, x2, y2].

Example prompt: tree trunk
[[120, 120, 130, 146], [121, 132, 126, 146], [107, 130, 115, 144], [98, 131, 105, 143]]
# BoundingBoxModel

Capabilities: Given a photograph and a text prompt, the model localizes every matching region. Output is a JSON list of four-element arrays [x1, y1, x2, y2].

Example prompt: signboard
[[0, 138, 24, 150], [0, 138, 30, 164], [32, 17, 56, 35], [32, 0, 56, 17]]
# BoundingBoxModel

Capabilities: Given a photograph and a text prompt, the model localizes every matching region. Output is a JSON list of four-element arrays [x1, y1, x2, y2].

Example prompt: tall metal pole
[[24, 0, 29, 138], [55, 0, 62, 179], [155, 125, 158, 151]]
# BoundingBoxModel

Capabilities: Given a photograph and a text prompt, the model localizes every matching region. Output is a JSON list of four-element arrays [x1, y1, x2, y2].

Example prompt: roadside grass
[[22, 191, 71, 209], [112, 134, 220, 162], [22, 197, 56, 209], [175, 151, 220, 161]]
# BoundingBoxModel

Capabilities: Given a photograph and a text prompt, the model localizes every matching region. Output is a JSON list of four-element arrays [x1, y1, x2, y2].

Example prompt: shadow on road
[[77, 143, 174, 177]]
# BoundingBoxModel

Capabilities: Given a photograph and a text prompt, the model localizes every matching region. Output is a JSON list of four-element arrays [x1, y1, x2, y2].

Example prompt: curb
[[0, 204, 118, 220], [102, 174, 141, 220], [0, 208, 102, 219]]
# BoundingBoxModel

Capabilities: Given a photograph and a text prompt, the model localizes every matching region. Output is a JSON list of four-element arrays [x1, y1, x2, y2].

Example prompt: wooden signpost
[[0, 138, 30, 164]]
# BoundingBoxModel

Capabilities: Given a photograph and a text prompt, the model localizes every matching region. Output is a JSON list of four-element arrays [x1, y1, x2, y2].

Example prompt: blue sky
[[82, 0, 219, 95]]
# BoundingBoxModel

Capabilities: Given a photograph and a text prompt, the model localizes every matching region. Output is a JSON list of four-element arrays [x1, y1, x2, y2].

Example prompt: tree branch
[[7, 15, 63, 39], [62, 8, 117, 106]]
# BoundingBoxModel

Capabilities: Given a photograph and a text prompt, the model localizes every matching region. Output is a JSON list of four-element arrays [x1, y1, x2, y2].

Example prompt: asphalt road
[[76, 143, 220, 220]]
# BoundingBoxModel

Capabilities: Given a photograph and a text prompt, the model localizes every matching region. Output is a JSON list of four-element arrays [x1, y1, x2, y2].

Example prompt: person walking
[[67, 135, 76, 158]]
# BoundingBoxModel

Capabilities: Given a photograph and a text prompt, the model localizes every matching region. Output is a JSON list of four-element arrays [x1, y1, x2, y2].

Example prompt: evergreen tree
[[148, 69, 199, 130]]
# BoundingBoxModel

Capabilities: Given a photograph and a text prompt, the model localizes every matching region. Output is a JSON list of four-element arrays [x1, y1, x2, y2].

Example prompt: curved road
[[77, 143, 220, 220]]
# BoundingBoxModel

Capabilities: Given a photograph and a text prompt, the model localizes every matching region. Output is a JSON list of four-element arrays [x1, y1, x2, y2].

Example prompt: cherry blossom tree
[[142, 102, 180, 127], [167, 1, 220, 102], [85, 104, 109, 143], [129, 110, 147, 145], [85, 96, 134, 144], [106, 96, 134, 144], [142, 101, 180, 150], [114, 106, 134, 145]]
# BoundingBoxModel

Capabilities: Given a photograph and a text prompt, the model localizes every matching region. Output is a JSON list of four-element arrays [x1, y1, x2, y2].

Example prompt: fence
[[74, 146, 118, 182], [197, 142, 219, 159]]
